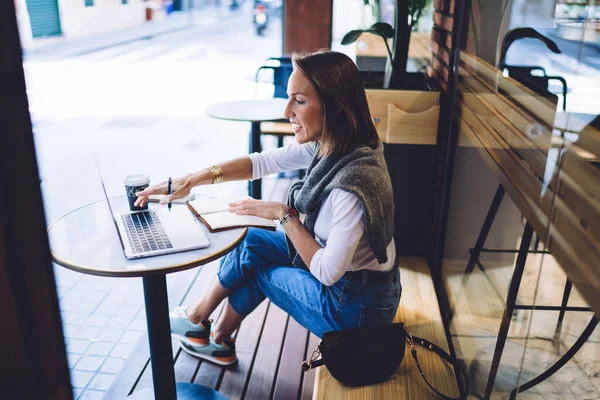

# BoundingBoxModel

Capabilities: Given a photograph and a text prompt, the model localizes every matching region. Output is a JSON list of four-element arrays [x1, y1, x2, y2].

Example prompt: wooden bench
[[312, 257, 460, 399]]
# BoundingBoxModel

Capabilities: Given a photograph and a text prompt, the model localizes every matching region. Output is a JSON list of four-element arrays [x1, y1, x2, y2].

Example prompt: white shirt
[[248, 142, 396, 286]]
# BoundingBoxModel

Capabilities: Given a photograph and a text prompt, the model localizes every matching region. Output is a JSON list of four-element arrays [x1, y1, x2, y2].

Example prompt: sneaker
[[169, 306, 211, 347], [180, 338, 237, 366]]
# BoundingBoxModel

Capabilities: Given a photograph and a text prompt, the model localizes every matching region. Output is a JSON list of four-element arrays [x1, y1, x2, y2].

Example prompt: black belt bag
[[301, 322, 469, 400]]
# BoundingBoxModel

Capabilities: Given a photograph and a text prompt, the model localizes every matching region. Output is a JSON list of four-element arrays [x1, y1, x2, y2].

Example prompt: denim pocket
[[359, 303, 397, 327]]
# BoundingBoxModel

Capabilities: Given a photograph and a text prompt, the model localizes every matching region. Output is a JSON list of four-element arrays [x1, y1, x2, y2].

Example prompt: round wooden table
[[48, 196, 247, 399], [206, 98, 288, 199]]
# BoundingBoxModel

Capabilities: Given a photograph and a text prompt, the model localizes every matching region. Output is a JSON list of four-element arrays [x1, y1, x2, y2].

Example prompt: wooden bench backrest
[[366, 89, 440, 145], [457, 52, 600, 314]]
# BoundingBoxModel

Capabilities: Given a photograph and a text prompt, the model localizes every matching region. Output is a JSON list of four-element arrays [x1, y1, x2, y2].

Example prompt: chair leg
[[557, 279, 573, 329], [484, 222, 534, 399], [277, 135, 285, 178], [462, 184, 505, 287]]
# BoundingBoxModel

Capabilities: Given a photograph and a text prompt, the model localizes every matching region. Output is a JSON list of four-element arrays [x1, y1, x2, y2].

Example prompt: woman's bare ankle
[[212, 331, 228, 345], [185, 307, 204, 325]]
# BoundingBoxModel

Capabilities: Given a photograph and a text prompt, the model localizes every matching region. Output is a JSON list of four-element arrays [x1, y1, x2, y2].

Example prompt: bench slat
[[313, 257, 459, 399], [245, 304, 289, 399], [273, 316, 310, 400], [218, 300, 269, 399], [261, 122, 294, 135]]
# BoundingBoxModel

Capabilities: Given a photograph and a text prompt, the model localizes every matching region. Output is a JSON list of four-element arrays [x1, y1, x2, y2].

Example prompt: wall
[[283, 0, 332, 55], [13, 0, 34, 49], [58, 0, 146, 39]]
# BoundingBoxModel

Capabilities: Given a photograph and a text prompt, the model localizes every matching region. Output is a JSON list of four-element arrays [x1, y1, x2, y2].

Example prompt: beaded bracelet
[[280, 208, 298, 225]]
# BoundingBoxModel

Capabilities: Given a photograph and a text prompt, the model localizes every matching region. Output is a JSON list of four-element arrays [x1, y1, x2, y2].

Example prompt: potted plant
[[342, 0, 434, 90], [342, 1, 439, 258]]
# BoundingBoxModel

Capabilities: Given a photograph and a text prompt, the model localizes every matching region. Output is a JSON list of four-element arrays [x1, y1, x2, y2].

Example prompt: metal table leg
[[127, 275, 226, 400], [249, 121, 262, 199]]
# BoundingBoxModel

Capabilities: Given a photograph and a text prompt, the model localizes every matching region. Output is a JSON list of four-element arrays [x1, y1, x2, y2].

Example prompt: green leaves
[[369, 22, 394, 38], [341, 30, 364, 46], [340, 22, 395, 45]]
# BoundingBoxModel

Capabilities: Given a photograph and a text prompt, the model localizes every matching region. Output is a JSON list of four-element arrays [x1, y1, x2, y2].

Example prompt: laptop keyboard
[[121, 211, 173, 254]]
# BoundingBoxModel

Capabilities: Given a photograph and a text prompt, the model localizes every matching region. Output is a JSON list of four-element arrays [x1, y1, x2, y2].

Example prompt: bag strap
[[407, 330, 469, 400]]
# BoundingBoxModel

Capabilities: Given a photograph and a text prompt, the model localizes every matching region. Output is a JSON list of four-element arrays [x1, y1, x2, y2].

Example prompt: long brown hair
[[291, 50, 380, 158]]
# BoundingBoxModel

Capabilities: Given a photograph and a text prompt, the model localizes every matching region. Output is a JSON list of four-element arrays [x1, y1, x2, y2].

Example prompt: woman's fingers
[[228, 200, 283, 220], [134, 180, 168, 207]]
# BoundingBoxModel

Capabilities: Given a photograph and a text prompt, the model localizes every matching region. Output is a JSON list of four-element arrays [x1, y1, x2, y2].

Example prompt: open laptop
[[96, 160, 210, 259]]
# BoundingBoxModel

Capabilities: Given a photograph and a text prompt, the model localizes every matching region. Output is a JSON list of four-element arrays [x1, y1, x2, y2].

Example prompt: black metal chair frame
[[462, 184, 597, 399], [254, 57, 305, 180]]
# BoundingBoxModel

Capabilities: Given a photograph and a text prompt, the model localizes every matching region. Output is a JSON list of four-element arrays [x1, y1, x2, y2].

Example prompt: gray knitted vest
[[287, 141, 394, 269]]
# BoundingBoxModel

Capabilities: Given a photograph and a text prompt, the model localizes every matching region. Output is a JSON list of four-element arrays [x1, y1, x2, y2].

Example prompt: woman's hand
[[228, 198, 288, 221], [134, 173, 198, 208]]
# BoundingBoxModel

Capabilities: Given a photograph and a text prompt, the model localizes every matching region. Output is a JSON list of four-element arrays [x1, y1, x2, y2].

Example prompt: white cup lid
[[123, 174, 150, 186]]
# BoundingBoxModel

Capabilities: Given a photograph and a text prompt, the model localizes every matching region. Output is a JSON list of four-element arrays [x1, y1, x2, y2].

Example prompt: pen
[[167, 177, 172, 212]]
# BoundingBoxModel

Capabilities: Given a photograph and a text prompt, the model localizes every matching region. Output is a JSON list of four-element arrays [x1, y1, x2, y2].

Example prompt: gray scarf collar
[[287, 141, 394, 269]]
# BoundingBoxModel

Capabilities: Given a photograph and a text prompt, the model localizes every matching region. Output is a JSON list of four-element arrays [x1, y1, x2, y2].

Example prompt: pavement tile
[[86, 341, 115, 357], [119, 330, 144, 345], [112, 280, 142, 293], [104, 291, 128, 304], [97, 327, 124, 342], [85, 314, 111, 328], [74, 355, 105, 372], [78, 277, 114, 291], [115, 304, 141, 318], [63, 323, 81, 339], [67, 339, 91, 354], [110, 343, 135, 359], [81, 291, 107, 302], [128, 318, 147, 331], [123, 293, 144, 305], [67, 352, 82, 368], [72, 388, 83, 399], [73, 326, 101, 340], [70, 370, 94, 388], [87, 373, 116, 391], [106, 315, 132, 329], [73, 301, 100, 313], [64, 312, 89, 325], [77, 389, 106, 400], [61, 289, 87, 302], [99, 357, 126, 374], [60, 298, 86, 312], [94, 302, 120, 315]]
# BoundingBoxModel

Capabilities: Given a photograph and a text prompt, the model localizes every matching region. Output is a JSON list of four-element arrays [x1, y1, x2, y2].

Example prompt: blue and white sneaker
[[180, 338, 237, 366], [169, 306, 211, 347]]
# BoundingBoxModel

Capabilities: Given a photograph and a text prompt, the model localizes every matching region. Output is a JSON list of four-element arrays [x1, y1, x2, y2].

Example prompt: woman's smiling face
[[284, 70, 324, 144]]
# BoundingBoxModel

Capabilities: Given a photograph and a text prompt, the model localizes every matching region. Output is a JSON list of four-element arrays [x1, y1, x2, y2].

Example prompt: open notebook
[[187, 197, 277, 232]]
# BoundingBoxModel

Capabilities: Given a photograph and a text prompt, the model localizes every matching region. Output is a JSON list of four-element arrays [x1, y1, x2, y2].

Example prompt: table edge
[[51, 227, 248, 277]]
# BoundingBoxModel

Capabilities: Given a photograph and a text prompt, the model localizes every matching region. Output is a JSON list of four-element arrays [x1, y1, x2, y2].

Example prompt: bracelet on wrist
[[207, 165, 223, 184], [280, 208, 298, 225]]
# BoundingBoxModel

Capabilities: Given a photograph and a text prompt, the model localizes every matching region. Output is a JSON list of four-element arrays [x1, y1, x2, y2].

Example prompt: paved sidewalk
[[24, 5, 240, 62]]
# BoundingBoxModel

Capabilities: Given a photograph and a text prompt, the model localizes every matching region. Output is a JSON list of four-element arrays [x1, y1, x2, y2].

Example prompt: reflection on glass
[[442, 0, 599, 398]]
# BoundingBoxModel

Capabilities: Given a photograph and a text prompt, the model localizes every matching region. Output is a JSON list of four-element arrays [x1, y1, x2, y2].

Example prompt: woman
[[135, 50, 400, 366]]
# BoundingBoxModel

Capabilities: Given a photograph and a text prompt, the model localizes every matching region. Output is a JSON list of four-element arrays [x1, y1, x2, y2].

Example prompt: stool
[[461, 184, 596, 399]]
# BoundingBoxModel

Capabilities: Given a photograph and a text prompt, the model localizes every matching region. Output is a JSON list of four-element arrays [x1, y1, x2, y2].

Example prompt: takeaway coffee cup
[[124, 174, 150, 211]]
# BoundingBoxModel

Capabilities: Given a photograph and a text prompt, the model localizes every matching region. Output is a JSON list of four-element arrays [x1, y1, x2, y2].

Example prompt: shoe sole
[[171, 332, 209, 347], [180, 342, 237, 366]]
